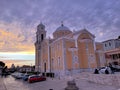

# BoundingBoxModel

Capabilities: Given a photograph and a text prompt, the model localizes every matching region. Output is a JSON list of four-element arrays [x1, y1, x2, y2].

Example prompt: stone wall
[[78, 73, 120, 86]]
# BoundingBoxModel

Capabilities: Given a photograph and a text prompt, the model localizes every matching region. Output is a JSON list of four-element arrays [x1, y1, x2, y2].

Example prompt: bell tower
[[36, 23, 46, 43], [35, 22, 46, 71]]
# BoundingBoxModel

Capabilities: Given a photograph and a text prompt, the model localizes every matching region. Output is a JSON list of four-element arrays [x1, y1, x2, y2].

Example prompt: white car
[[12, 72, 24, 79]]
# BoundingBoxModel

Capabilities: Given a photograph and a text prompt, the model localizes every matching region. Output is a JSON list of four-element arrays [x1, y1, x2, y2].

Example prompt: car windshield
[[35, 76, 40, 78], [30, 75, 38, 78]]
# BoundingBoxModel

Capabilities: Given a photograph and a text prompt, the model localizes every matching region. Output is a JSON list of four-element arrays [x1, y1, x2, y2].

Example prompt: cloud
[[0, 0, 120, 53], [0, 21, 35, 52], [0, 56, 8, 59]]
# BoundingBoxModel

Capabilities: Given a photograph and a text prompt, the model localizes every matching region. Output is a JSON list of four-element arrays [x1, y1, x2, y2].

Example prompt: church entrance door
[[44, 63, 46, 72]]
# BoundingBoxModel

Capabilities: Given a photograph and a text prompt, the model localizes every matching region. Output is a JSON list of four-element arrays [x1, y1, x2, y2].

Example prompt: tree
[[0, 61, 5, 67], [2, 66, 8, 77], [94, 69, 99, 74], [11, 64, 15, 69]]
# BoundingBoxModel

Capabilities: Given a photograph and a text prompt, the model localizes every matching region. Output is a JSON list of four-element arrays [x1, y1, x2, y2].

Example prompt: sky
[[0, 0, 120, 61]]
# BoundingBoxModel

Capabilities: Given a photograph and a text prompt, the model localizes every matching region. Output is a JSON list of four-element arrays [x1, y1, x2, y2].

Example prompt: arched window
[[58, 57, 60, 69], [41, 34, 44, 41], [51, 59, 54, 71], [105, 44, 107, 47], [109, 42, 111, 46]]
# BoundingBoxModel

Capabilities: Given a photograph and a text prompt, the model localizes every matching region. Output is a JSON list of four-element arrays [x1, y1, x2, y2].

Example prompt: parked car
[[94, 66, 112, 74], [12, 72, 24, 79], [28, 75, 46, 83], [22, 74, 30, 81], [15, 73, 25, 79]]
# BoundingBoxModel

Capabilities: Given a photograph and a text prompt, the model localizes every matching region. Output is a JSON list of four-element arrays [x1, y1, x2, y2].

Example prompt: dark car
[[22, 74, 30, 81], [28, 75, 46, 83]]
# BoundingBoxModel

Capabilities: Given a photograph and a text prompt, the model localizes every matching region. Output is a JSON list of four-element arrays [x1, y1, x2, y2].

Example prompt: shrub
[[42, 72, 54, 78], [105, 69, 109, 74], [94, 69, 99, 74]]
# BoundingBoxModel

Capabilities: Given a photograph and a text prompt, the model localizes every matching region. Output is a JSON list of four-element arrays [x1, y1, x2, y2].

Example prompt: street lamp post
[[51, 59, 54, 79], [37, 65, 39, 74], [37, 65, 40, 74], [39, 65, 41, 72], [58, 57, 60, 79]]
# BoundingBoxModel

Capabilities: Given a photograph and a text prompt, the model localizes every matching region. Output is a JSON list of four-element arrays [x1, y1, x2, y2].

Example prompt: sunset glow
[[0, 52, 34, 60]]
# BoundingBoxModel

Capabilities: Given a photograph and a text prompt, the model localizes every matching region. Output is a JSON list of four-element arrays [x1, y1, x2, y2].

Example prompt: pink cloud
[[0, 21, 35, 53]]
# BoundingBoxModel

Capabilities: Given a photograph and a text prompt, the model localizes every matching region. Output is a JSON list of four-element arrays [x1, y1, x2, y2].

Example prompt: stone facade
[[35, 22, 105, 77]]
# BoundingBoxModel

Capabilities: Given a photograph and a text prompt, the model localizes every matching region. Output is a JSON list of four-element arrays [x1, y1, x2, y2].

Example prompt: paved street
[[0, 75, 120, 90], [0, 77, 7, 90]]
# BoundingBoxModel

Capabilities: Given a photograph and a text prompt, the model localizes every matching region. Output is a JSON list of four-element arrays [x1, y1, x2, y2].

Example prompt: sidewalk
[[0, 77, 7, 90]]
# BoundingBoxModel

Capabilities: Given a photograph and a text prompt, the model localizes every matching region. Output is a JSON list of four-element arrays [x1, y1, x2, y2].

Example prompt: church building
[[35, 22, 105, 77]]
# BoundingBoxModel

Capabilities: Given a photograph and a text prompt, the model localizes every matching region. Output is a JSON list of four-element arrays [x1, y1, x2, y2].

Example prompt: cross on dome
[[61, 21, 64, 26]]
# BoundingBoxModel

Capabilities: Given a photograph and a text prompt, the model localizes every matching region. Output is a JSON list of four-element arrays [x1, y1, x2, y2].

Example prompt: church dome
[[53, 23, 72, 39], [56, 24, 70, 31]]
